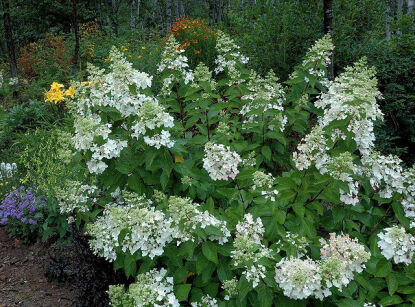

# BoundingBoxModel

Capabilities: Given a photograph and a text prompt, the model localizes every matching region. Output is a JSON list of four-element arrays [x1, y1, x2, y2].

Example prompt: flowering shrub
[[56, 32, 415, 306], [0, 186, 45, 243], [167, 16, 216, 68]]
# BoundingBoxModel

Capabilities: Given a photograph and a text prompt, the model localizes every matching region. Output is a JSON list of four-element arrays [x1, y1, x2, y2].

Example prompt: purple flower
[[0, 186, 44, 226]]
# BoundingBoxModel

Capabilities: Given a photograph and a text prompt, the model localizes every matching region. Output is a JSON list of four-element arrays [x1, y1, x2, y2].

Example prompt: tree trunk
[[323, 0, 334, 81], [386, 1, 392, 38], [178, 0, 184, 16], [1, 0, 18, 98], [96, 0, 103, 31], [208, 0, 215, 26], [166, 0, 172, 29], [72, 0, 80, 74], [409, 0, 415, 13], [227, 0, 231, 11], [397, 0, 404, 34], [136, 0, 141, 29], [156, 0, 164, 33], [130, 0, 136, 29], [110, 0, 119, 36], [216, 0, 224, 23], [174, 0, 179, 20]]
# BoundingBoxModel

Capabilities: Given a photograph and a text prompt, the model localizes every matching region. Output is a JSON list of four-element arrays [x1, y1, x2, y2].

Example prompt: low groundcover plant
[[51, 31, 415, 306], [0, 186, 45, 243]]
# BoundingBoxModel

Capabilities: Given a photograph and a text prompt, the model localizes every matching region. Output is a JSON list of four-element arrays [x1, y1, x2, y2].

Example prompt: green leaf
[[292, 203, 305, 218], [378, 295, 403, 306], [257, 284, 273, 307], [336, 298, 363, 307], [375, 258, 392, 278], [196, 254, 209, 274], [202, 242, 218, 264], [124, 252, 137, 278], [160, 167, 172, 190], [175, 284, 191, 301], [386, 273, 398, 295], [261, 146, 271, 161]]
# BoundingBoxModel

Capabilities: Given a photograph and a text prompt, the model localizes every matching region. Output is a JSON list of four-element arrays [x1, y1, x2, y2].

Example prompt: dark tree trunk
[[156, 0, 164, 33], [396, 0, 404, 34], [110, 0, 119, 36], [208, 0, 215, 26], [96, 0, 103, 31], [1, 0, 18, 98], [323, 0, 334, 81], [219, 0, 224, 23], [386, 1, 392, 38], [178, 0, 184, 16], [72, 0, 80, 74], [166, 0, 172, 29], [174, 0, 179, 20]]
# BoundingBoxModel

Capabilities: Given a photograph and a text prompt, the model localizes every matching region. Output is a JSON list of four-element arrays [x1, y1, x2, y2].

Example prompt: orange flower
[[194, 50, 201, 54]]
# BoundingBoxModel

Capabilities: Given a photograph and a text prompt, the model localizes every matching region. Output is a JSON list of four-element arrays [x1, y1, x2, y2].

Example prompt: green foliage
[[58, 32, 415, 306]]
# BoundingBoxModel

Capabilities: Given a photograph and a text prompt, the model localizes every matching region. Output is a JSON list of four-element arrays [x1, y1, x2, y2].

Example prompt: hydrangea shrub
[[58, 32, 415, 306]]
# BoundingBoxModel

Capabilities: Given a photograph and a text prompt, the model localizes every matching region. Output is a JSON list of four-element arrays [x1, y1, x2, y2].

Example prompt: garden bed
[[0, 226, 74, 306]]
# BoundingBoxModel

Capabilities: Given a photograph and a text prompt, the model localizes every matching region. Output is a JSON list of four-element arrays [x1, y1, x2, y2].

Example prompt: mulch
[[0, 226, 75, 306]]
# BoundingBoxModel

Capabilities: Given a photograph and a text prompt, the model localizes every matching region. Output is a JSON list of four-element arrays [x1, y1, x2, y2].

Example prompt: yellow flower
[[44, 82, 65, 103], [50, 82, 64, 91], [64, 86, 76, 98], [82, 81, 90, 86], [141, 46, 146, 50], [104, 56, 111, 62], [121, 46, 128, 52], [137, 55, 142, 59]]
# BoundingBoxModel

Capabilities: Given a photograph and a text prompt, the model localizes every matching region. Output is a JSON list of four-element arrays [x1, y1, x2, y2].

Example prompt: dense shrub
[[49, 31, 415, 306]]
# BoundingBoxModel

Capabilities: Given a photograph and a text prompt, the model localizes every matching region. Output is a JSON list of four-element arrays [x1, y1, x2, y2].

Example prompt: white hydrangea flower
[[87, 197, 179, 261], [69, 46, 176, 175], [203, 142, 241, 181], [377, 226, 415, 265], [302, 34, 334, 72], [275, 257, 323, 300], [131, 98, 175, 147], [191, 295, 218, 307], [168, 196, 230, 244], [158, 35, 194, 97], [293, 125, 329, 171], [56, 180, 98, 215], [315, 59, 383, 156], [143, 130, 175, 149], [231, 214, 272, 288], [214, 31, 248, 82], [240, 70, 285, 129], [320, 233, 370, 275], [252, 171, 279, 201], [222, 277, 238, 300], [108, 268, 180, 307]]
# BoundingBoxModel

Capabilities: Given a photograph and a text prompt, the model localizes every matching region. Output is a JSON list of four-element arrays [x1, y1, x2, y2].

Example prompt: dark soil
[[0, 226, 75, 307]]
